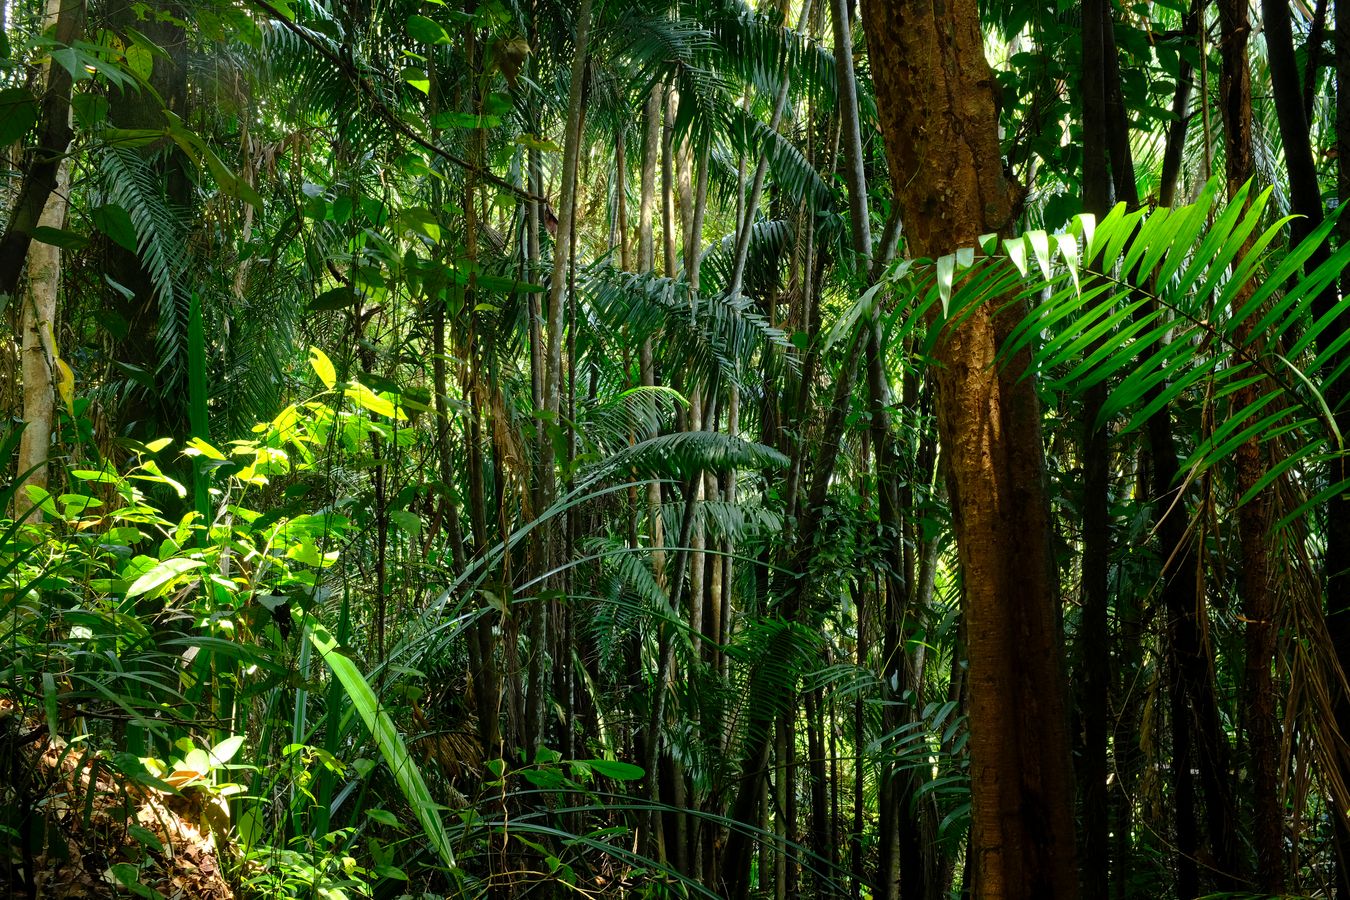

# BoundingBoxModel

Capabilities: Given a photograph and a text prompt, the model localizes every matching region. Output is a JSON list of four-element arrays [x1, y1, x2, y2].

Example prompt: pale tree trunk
[[541, 0, 594, 508], [15, 0, 79, 521], [637, 86, 666, 584], [862, 2, 1079, 897], [16, 168, 69, 520], [662, 86, 678, 279]]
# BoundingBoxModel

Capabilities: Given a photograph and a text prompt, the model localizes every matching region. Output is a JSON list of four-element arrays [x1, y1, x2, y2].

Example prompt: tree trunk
[[0, 0, 83, 301], [1219, 0, 1283, 891], [531, 0, 592, 760], [540, 0, 593, 510], [15, 0, 74, 519], [862, 2, 1079, 897], [1076, 2, 1113, 896], [103, 0, 191, 437], [1333, 0, 1350, 893]]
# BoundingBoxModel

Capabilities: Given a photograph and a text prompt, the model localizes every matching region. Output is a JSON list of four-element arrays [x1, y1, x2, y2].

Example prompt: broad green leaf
[[401, 67, 430, 94], [93, 204, 139, 252], [582, 758, 645, 781], [1076, 212, 1096, 254], [72, 468, 120, 484], [127, 825, 164, 852], [309, 287, 360, 311], [1054, 232, 1080, 292], [407, 14, 450, 44], [1004, 237, 1028, 276], [1026, 229, 1052, 281], [309, 347, 337, 389], [23, 485, 60, 518], [55, 357, 75, 411], [42, 672, 59, 737], [515, 133, 562, 153], [389, 509, 421, 536], [208, 735, 245, 765], [345, 383, 398, 418], [185, 437, 225, 460], [126, 557, 208, 599], [366, 808, 402, 827], [0, 88, 37, 144], [109, 862, 165, 899], [32, 226, 88, 250]]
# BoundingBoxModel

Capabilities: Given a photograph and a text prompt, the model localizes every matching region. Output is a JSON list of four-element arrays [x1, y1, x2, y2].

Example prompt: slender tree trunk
[[1219, 0, 1283, 891], [531, 0, 592, 761], [540, 0, 593, 509], [1077, 3, 1113, 896], [104, 0, 190, 436], [637, 86, 666, 586], [1159, 0, 1200, 207], [638, 87, 660, 275], [862, 3, 1078, 897], [1332, 0, 1350, 893], [16, 12, 72, 519], [614, 125, 630, 271], [662, 86, 678, 279]]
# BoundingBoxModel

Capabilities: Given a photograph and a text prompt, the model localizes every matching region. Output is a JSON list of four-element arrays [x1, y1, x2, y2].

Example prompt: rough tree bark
[[861, 2, 1079, 897]]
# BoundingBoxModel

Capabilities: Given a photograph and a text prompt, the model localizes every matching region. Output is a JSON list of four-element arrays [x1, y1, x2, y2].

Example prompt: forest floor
[[1, 706, 233, 900]]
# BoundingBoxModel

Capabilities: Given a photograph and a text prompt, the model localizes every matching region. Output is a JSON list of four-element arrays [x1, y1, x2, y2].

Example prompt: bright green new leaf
[[1027, 229, 1052, 281], [185, 437, 226, 460], [936, 254, 956, 315], [345, 383, 398, 418], [309, 347, 337, 389], [126, 558, 208, 599], [208, 735, 245, 766]]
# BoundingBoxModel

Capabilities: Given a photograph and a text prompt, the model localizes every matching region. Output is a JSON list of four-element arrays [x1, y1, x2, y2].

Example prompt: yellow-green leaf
[[309, 346, 337, 389], [345, 383, 397, 418]]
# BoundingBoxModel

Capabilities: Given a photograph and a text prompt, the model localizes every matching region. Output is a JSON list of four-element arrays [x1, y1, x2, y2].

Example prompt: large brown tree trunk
[[861, 3, 1078, 897]]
